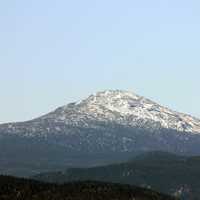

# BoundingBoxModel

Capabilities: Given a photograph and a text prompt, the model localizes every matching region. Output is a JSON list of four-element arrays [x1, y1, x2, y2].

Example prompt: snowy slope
[[40, 90, 200, 134]]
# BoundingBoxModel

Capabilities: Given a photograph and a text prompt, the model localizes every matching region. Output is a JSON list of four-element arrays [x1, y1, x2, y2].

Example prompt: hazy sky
[[0, 0, 200, 123]]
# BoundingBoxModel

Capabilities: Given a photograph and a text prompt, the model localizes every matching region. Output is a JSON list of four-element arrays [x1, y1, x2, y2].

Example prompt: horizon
[[1, 0, 200, 123], [0, 88, 200, 124]]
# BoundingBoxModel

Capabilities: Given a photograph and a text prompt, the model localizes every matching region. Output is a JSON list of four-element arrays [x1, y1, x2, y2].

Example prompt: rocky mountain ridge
[[1, 90, 200, 138]]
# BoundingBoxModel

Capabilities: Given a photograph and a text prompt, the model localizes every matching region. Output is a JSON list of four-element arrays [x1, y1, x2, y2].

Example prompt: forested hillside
[[0, 175, 177, 200]]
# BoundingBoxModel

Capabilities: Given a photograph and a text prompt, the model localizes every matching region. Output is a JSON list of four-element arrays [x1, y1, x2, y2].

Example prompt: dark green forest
[[0, 175, 177, 200]]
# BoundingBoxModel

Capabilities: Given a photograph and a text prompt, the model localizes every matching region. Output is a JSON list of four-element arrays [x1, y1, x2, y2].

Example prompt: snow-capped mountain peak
[[77, 90, 141, 113], [42, 90, 200, 134]]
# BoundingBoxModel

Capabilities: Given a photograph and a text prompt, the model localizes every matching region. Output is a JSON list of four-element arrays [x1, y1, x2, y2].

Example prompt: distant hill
[[0, 175, 177, 200], [34, 151, 200, 200]]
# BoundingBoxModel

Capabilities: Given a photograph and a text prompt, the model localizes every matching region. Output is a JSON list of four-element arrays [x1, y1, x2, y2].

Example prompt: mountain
[[33, 151, 200, 200], [2, 90, 200, 135], [0, 175, 178, 200], [1, 90, 200, 176]]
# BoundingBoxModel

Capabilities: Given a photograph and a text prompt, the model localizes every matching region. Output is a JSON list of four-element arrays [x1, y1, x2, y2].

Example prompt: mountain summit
[[41, 90, 200, 134]]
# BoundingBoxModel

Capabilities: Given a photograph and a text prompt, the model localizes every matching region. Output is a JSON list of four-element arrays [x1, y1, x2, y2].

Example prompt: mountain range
[[34, 151, 200, 200], [1, 90, 200, 176]]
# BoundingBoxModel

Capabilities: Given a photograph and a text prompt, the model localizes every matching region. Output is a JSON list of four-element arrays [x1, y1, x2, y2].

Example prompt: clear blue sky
[[0, 0, 200, 123]]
